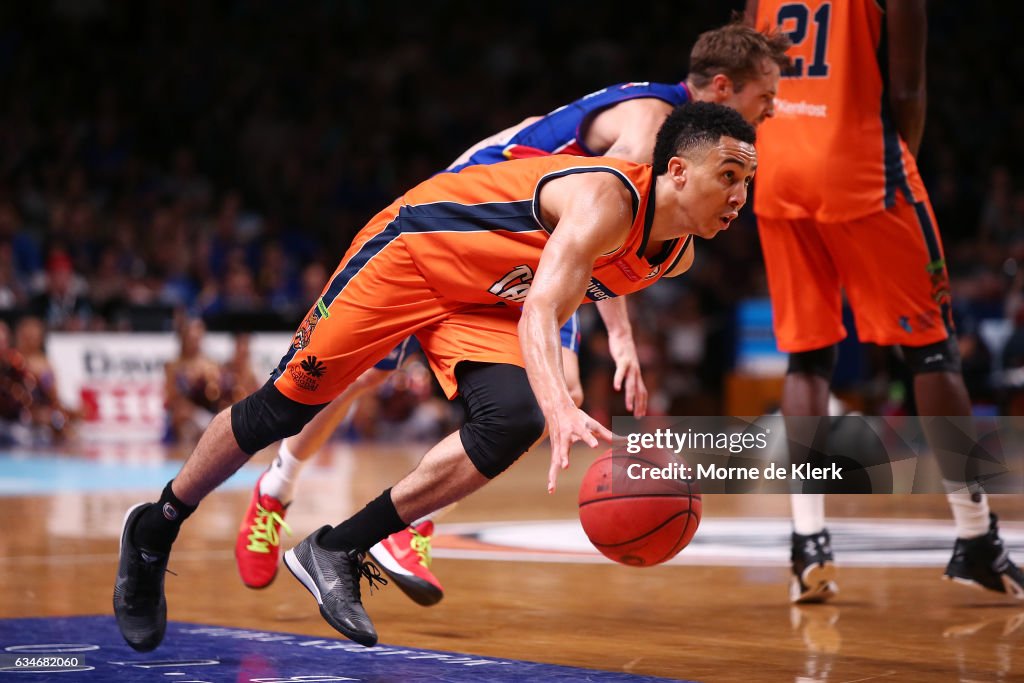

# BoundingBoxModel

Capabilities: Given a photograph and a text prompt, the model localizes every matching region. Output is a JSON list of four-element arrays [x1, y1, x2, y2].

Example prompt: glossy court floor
[[1, 441, 1023, 682]]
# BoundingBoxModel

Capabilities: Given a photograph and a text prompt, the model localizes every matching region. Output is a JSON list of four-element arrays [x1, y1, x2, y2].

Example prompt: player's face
[[683, 137, 757, 239], [723, 59, 780, 127]]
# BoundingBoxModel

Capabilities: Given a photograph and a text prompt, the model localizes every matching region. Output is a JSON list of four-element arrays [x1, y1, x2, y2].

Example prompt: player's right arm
[[446, 116, 543, 169], [521, 172, 629, 492], [886, 0, 928, 157]]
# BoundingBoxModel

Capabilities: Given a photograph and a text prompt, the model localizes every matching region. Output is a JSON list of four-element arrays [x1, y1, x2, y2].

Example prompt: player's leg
[[908, 349, 1020, 598], [758, 214, 845, 603], [114, 229, 444, 651], [235, 339, 416, 589], [284, 361, 544, 646], [367, 316, 578, 604], [784, 347, 840, 604], [283, 306, 544, 645], [363, 340, 449, 607], [839, 197, 1023, 598]]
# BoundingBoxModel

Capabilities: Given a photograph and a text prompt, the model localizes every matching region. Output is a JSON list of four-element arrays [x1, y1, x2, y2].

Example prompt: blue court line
[[0, 451, 259, 496], [0, 615, 696, 682]]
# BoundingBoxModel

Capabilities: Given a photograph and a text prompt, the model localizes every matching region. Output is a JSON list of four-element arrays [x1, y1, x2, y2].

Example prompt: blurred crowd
[[1, 1, 1023, 444]]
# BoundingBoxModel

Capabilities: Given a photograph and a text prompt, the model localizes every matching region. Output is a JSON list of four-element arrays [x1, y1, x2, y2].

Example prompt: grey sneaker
[[790, 529, 838, 604], [112, 503, 168, 652], [284, 526, 388, 646], [944, 514, 1024, 599]]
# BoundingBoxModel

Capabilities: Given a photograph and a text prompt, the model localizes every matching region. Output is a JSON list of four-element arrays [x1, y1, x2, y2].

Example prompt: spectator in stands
[[30, 250, 91, 331], [221, 333, 261, 405], [164, 318, 226, 446], [0, 320, 32, 444], [13, 316, 75, 443]]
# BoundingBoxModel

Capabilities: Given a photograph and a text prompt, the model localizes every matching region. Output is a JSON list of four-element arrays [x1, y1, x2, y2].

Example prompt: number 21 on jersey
[[776, 1, 831, 78]]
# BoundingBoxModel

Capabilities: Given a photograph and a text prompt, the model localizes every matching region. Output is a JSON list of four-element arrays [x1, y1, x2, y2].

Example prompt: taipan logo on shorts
[[289, 355, 327, 391], [490, 265, 534, 303], [293, 297, 331, 350]]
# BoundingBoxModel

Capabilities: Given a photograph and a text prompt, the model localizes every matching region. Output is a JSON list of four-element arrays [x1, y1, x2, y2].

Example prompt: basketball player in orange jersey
[[747, 0, 1024, 603], [113, 102, 758, 650], [233, 20, 790, 607]]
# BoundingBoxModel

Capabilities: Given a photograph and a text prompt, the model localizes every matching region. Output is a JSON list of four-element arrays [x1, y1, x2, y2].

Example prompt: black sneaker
[[283, 526, 388, 646], [112, 503, 169, 652], [790, 529, 838, 604], [944, 514, 1024, 600]]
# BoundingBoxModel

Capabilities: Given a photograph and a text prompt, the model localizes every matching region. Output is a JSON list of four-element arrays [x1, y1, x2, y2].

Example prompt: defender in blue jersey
[[233, 21, 789, 603]]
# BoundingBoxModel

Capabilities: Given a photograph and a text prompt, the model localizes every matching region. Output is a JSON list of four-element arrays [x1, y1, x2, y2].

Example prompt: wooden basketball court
[[2, 441, 1023, 681]]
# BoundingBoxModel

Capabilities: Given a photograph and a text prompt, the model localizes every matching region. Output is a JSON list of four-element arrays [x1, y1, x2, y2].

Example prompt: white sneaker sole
[[283, 548, 322, 605]]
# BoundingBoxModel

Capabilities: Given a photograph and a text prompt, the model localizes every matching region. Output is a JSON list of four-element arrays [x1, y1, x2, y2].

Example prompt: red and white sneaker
[[368, 521, 444, 606], [235, 473, 291, 589]]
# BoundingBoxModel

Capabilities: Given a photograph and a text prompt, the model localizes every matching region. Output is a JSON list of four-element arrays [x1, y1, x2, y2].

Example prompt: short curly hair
[[652, 102, 756, 174]]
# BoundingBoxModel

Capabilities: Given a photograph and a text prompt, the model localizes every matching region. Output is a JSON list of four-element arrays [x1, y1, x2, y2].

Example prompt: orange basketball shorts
[[757, 195, 954, 353], [271, 218, 526, 405]]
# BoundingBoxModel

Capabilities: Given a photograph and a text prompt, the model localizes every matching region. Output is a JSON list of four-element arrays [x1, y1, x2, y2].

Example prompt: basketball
[[578, 449, 702, 567]]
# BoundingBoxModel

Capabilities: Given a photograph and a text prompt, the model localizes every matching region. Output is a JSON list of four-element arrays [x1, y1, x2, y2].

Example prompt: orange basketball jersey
[[273, 155, 689, 401], [752, 0, 929, 222], [330, 155, 689, 312]]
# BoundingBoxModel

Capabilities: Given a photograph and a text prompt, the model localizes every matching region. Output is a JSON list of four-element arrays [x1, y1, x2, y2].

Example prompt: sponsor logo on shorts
[[289, 355, 327, 391], [293, 298, 330, 350], [927, 259, 951, 306]]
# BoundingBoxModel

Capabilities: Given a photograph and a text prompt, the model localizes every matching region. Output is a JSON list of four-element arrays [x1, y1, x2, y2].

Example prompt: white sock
[[791, 494, 826, 535], [945, 485, 991, 539], [259, 441, 307, 505]]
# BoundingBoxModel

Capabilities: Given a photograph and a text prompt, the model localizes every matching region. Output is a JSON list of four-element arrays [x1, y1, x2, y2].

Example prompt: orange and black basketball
[[578, 449, 702, 567]]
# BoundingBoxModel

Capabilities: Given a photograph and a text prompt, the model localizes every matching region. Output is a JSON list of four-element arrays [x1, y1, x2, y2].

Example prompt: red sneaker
[[235, 473, 291, 589], [368, 521, 444, 606]]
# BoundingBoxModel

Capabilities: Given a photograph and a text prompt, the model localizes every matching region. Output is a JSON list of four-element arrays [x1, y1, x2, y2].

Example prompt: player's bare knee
[[231, 380, 327, 455], [787, 345, 838, 380], [901, 337, 961, 375]]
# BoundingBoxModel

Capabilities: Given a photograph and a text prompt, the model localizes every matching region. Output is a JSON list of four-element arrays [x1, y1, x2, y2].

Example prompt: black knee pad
[[902, 337, 962, 375], [231, 380, 327, 455], [456, 362, 546, 479], [787, 345, 838, 381]]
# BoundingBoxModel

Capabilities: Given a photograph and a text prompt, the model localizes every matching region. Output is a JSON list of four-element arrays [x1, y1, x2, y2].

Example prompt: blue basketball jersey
[[449, 81, 690, 171]]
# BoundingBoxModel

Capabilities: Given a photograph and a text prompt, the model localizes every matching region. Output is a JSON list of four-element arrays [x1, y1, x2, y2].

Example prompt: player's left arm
[[594, 297, 648, 417], [521, 172, 630, 492], [584, 98, 673, 416], [887, 0, 928, 157]]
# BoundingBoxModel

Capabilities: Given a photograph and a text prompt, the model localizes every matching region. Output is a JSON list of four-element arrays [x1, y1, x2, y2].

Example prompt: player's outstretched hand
[[546, 406, 615, 494]]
